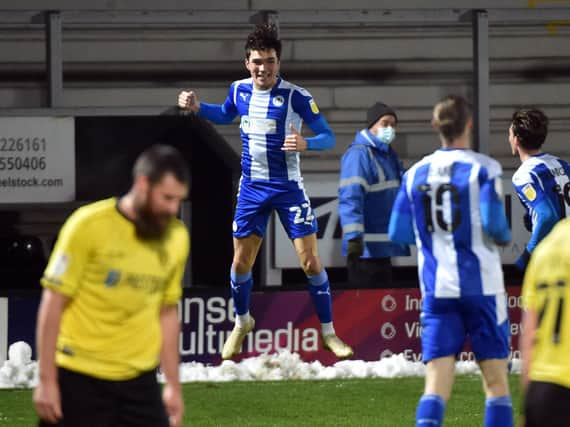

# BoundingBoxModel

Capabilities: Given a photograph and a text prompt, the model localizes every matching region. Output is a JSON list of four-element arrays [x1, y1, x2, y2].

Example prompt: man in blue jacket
[[338, 102, 409, 288]]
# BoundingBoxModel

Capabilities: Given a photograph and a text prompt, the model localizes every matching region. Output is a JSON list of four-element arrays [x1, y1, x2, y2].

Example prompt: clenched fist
[[177, 90, 200, 112]]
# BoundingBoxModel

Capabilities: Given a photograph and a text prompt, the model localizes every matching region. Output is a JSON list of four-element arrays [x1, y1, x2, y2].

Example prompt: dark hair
[[511, 109, 548, 150], [245, 24, 281, 60], [432, 95, 472, 142], [133, 144, 189, 186]]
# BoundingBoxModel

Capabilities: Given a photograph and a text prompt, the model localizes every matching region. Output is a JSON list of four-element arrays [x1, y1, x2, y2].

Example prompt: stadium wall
[[0, 3, 569, 173]]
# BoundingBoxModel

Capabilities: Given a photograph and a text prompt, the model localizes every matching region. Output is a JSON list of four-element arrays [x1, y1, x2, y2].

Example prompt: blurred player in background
[[509, 108, 570, 271], [389, 95, 513, 427], [520, 218, 570, 427], [33, 145, 189, 427], [177, 24, 352, 360]]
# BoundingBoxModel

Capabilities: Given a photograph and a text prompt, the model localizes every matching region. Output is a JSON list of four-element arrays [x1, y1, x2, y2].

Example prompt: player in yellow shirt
[[33, 145, 190, 427], [521, 218, 570, 427]]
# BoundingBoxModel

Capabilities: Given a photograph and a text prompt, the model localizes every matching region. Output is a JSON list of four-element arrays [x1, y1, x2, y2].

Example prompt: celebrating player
[[177, 24, 352, 360], [508, 108, 570, 271], [389, 95, 513, 427]]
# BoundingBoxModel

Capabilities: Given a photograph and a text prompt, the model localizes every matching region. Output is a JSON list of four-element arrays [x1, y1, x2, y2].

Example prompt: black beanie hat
[[367, 102, 398, 129]]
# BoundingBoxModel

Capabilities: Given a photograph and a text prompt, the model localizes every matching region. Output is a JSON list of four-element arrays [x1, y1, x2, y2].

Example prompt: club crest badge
[[272, 95, 285, 107]]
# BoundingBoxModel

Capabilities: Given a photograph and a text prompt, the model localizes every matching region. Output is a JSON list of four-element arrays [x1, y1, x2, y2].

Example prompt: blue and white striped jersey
[[512, 153, 570, 254], [198, 77, 330, 182], [388, 148, 511, 298]]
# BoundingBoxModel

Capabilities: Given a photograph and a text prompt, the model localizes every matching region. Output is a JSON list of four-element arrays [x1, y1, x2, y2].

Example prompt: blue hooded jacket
[[338, 129, 410, 258]]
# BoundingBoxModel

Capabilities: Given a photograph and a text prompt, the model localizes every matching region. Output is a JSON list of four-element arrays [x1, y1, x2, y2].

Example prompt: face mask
[[375, 126, 396, 144]]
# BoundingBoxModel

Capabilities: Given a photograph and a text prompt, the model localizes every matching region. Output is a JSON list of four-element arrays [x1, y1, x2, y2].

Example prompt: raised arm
[[305, 116, 335, 151], [177, 86, 238, 125], [178, 90, 201, 112], [282, 88, 335, 152], [282, 118, 336, 152]]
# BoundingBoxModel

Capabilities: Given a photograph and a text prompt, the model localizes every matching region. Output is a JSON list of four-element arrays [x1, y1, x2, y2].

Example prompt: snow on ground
[[0, 341, 521, 389], [0, 341, 38, 389]]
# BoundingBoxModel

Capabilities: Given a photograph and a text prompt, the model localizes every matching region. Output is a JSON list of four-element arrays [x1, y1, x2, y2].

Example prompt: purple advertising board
[[2, 287, 522, 364], [178, 287, 523, 365]]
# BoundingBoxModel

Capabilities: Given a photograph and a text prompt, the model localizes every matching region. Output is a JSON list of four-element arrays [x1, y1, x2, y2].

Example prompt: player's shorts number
[[417, 183, 461, 232], [289, 203, 314, 225]]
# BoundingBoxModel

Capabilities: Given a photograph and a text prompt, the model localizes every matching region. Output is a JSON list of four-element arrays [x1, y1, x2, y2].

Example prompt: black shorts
[[38, 367, 169, 427], [524, 380, 570, 427]]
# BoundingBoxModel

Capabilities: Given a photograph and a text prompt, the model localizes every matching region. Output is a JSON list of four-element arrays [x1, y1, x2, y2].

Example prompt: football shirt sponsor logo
[[240, 116, 277, 134], [104, 270, 121, 287]]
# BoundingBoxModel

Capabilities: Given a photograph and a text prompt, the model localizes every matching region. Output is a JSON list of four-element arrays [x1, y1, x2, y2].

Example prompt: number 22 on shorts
[[289, 203, 315, 225]]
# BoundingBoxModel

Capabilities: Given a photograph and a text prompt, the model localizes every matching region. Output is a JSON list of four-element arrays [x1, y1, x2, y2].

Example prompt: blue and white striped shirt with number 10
[[389, 148, 511, 298]]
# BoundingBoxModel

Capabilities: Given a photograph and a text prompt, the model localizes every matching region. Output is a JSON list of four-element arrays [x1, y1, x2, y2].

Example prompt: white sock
[[321, 322, 335, 336], [236, 312, 251, 327]]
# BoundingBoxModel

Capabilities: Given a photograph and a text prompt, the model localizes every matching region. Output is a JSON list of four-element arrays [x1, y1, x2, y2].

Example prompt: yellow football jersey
[[42, 198, 189, 381], [522, 218, 570, 389]]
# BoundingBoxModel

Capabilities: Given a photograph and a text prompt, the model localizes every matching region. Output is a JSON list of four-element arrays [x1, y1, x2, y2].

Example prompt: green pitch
[[0, 375, 522, 426]]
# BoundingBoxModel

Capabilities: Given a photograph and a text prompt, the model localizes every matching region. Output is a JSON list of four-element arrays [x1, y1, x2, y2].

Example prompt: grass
[[0, 375, 522, 426]]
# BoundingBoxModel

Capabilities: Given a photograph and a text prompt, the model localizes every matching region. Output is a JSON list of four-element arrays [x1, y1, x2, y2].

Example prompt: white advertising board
[[273, 172, 529, 268], [0, 117, 75, 203]]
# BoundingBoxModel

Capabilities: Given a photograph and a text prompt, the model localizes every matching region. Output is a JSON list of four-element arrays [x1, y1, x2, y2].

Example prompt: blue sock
[[230, 270, 253, 316], [416, 394, 445, 427], [484, 396, 513, 427], [307, 270, 332, 323]]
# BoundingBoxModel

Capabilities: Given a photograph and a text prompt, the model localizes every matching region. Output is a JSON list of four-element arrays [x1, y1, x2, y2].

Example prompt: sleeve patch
[[309, 99, 320, 114], [46, 253, 69, 281], [522, 183, 537, 201]]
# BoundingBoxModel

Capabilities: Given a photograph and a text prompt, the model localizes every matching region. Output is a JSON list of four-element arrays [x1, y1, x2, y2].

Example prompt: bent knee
[[300, 256, 321, 275]]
